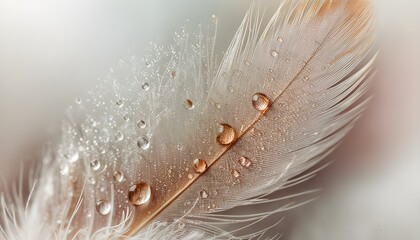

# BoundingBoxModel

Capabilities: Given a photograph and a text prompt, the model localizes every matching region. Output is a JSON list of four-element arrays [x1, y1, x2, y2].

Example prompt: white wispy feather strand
[[0, 0, 375, 239]]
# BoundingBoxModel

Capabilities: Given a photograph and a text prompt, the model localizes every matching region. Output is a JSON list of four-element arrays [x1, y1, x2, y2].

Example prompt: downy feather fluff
[[0, 0, 375, 239]]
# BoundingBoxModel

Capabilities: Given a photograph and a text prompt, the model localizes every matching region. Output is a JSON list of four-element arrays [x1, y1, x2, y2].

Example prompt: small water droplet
[[113, 171, 124, 182], [123, 115, 129, 121], [115, 131, 124, 141], [215, 103, 221, 109], [171, 71, 177, 79], [96, 200, 111, 215], [137, 120, 146, 129], [142, 83, 150, 91], [137, 137, 150, 150], [116, 99, 124, 107], [217, 124, 236, 145], [228, 86, 234, 92], [90, 159, 101, 171], [184, 99, 194, 109], [188, 173, 194, 179], [252, 93, 270, 112], [277, 37, 283, 43], [193, 159, 207, 173], [303, 75, 309, 81], [244, 60, 250, 66], [270, 50, 278, 58], [231, 169, 241, 178], [59, 164, 69, 175], [238, 156, 252, 167], [200, 190, 209, 199], [128, 182, 152, 206], [75, 98, 82, 104]]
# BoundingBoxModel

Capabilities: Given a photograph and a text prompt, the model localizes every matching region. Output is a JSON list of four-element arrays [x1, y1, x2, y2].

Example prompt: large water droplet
[[238, 156, 252, 167], [270, 50, 278, 58], [216, 124, 236, 145], [252, 93, 270, 112], [128, 182, 152, 206], [193, 159, 207, 173], [184, 99, 194, 109], [200, 190, 209, 199], [137, 137, 150, 150], [137, 120, 146, 129], [115, 131, 124, 141], [113, 171, 124, 182], [90, 159, 101, 171], [96, 200, 111, 215]]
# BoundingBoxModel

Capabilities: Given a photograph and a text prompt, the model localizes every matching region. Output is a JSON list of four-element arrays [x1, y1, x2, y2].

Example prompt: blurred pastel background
[[0, 0, 419, 239]]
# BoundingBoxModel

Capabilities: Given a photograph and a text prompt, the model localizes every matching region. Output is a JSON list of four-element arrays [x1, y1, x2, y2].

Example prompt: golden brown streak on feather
[[125, 0, 372, 236]]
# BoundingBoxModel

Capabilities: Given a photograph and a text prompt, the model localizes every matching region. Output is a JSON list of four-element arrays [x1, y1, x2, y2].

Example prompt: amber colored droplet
[[216, 124, 236, 145], [238, 156, 252, 168], [231, 169, 241, 178], [252, 93, 270, 112], [128, 182, 152, 206], [184, 99, 194, 109], [193, 159, 207, 173]]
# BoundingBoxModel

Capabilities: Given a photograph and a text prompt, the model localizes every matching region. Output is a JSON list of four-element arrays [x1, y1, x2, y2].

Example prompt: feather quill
[[0, 0, 375, 239]]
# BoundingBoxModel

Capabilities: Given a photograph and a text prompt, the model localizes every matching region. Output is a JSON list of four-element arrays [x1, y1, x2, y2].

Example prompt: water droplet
[[252, 93, 270, 112], [114, 131, 124, 141], [142, 83, 150, 91], [171, 71, 177, 79], [215, 103, 221, 109], [75, 98, 82, 104], [184, 99, 194, 109], [238, 156, 252, 167], [231, 169, 241, 178], [228, 86, 234, 92], [137, 137, 150, 150], [90, 159, 101, 171], [123, 115, 129, 121], [137, 120, 146, 129], [277, 37, 283, 43], [116, 99, 124, 107], [244, 60, 250, 66], [270, 50, 278, 58], [303, 75, 309, 81], [113, 171, 124, 182], [188, 174, 194, 179], [193, 159, 207, 173], [200, 190, 209, 199], [217, 124, 236, 145], [128, 182, 152, 206], [96, 200, 111, 215]]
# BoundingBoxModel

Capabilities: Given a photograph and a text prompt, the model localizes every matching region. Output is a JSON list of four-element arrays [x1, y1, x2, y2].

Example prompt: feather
[[0, 0, 376, 239]]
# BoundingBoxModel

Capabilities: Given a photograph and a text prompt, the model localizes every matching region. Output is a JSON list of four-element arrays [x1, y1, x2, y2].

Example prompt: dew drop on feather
[[116, 99, 124, 107], [184, 99, 194, 109], [96, 200, 111, 215], [200, 190, 209, 199], [277, 37, 283, 43], [270, 50, 278, 57], [90, 159, 101, 171], [137, 137, 150, 150], [252, 93, 270, 112], [231, 169, 241, 178], [142, 83, 150, 91], [217, 124, 236, 145], [238, 156, 252, 168], [113, 171, 124, 182], [193, 159, 207, 173], [137, 120, 146, 129], [114, 131, 124, 141], [128, 182, 152, 206]]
